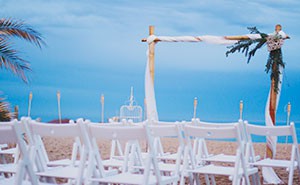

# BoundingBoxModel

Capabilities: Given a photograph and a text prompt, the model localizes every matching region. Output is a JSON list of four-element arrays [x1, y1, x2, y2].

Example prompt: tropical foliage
[[0, 18, 45, 82], [0, 18, 45, 120], [0, 98, 13, 121], [226, 27, 284, 93]]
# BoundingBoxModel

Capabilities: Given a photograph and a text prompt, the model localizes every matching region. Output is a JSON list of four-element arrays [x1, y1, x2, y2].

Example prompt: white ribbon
[[262, 66, 283, 184]]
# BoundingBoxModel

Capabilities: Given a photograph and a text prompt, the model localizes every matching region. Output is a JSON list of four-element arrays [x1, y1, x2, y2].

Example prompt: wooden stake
[[149, 25, 155, 83], [14, 105, 19, 120]]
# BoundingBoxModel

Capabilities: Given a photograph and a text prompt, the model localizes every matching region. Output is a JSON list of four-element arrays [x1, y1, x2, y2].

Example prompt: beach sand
[[43, 137, 299, 184]]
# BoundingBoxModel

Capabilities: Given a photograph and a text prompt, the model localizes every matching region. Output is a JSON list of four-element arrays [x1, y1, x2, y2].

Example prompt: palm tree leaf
[[0, 38, 30, 82], [0, 18, 45, 48]]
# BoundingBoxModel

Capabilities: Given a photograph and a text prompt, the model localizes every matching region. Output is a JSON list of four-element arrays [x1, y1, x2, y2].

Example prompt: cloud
[[1, 0, 300, 121]]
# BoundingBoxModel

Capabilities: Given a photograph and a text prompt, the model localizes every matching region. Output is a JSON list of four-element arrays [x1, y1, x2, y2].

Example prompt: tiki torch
[[286, 102, 291, 144], [101, 94, 104, 123], [28, 92, 33, 117], [239, 100, 243, 121], [193, 97, 198, 119], [57, 91, 62, 124]]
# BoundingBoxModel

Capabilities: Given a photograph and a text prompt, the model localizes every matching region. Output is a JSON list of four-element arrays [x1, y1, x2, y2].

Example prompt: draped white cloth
[[145, 49, 159, 121], [262, 66, 283, 184]]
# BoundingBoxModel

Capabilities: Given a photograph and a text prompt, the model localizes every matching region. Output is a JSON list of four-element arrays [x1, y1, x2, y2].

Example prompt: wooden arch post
[[149, 25, 155, 83]]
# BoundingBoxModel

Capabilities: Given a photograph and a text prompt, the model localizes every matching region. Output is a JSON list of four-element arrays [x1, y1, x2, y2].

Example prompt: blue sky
[[0, 0, 299, 122]]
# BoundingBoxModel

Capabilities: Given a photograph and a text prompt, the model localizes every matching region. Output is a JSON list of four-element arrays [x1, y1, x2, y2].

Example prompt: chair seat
[[187, 164, 258, 177], [0, 177, 66, 185], [90, 172, 179, 185], [47, 159, 77, 167], [102, 158, 124, 168], [37, 165, 117, 179], [0, 148, 17, 155], [133, 162, 182, 173], [157, 153, 178, 161], [0, 163, 17, 173], [202, 154, 237, 163], [36, 166, 80, 179], [251, 158, 298, 168]]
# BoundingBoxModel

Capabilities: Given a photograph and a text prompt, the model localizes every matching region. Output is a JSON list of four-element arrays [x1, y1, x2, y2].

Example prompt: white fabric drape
[[145, 49, 159, 121], [262, 66, 283, 184]]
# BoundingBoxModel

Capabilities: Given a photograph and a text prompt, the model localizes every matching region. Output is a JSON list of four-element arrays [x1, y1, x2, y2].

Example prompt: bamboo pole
[[149, 26, 155, 83]]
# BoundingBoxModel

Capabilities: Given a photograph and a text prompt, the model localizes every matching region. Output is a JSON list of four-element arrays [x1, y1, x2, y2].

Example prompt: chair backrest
[[246, 122, 295, 137], [28, 120, 81, 138], [87, 123, 147, 141], [184, 123, 241, 140], [148, 124, 181, 138], [245, 121, 299, 162], [0, 122, 17, 144], [191, 119, 246, 139], [26, 119, 87, 185], [192, 119, 239, 128]]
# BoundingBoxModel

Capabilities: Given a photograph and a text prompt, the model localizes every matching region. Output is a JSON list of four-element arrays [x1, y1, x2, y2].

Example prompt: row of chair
[[0, 118, 299, 185]]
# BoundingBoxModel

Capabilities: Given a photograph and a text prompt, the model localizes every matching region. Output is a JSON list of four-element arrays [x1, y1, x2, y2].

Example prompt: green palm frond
[[0, 18, 45, 82], [0, 18, 45, 48], [0, 38, 30, 82]]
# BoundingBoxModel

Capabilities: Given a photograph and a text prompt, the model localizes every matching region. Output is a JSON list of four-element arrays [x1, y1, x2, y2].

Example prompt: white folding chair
[[245, 121, 300, 185], [27, 119, 88, 185], [0, 120, 58, 185], [190, 119, 253, 164], [85, 123, 179, 185], [29, 119, 82, 167], [181, 123, 259, 185]]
